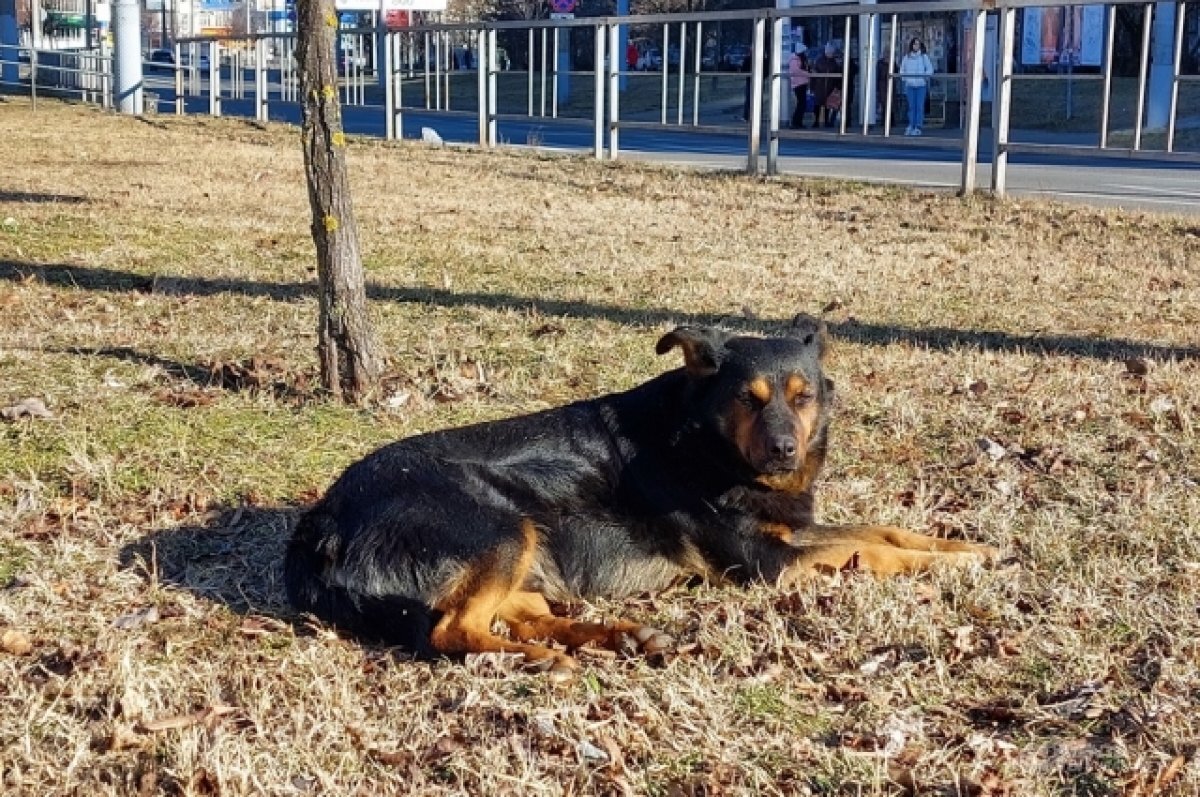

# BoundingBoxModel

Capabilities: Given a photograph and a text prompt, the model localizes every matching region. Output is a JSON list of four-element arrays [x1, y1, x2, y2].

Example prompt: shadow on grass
[[5, 259, 1199, 363], [118, 506, 299, 622], [0, 190, 88, 204]]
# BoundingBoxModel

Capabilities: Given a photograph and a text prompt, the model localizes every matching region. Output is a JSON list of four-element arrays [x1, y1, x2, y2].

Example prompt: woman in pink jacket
[[788, 50, 812, 129]]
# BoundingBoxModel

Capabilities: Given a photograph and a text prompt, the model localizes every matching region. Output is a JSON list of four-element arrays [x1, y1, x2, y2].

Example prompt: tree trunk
[[295, 0, 382, 401]]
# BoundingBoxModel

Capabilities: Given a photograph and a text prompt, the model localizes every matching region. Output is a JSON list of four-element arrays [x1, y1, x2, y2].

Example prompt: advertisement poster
[[1021, 5, 1104, 67], [962, 11, 997, 102]]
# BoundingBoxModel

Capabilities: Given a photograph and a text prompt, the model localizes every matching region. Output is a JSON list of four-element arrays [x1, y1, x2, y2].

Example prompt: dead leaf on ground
[[1, 629, 34, 656], [112, 605, 160, 630], [1, 398, 53, 421], [136, 704, 239, 733]]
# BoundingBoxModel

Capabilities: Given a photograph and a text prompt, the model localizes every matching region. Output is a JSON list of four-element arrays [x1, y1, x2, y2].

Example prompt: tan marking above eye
[[785, 374, 809, 403], [748, 377, 772, 404]]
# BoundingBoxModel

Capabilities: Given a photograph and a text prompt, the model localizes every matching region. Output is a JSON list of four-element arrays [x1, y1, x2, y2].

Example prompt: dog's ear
[[655, 326, 730, 378], [788, 313, 829, 361]]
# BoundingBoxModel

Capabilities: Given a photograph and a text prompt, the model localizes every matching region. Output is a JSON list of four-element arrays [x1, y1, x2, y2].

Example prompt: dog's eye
[[738, 391, 766, 409]]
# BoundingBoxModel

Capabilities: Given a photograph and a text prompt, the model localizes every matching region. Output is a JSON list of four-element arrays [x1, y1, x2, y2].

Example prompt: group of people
[[785, 36, 935, 136], [785, 43, 849, 130]]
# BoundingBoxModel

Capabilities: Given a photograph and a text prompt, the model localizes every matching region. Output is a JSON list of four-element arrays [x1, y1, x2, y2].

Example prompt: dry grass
[[1, 97, 1199, 796]]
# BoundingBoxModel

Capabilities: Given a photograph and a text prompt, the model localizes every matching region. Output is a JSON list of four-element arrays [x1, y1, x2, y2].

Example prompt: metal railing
[[3, 0, 1196, 195]]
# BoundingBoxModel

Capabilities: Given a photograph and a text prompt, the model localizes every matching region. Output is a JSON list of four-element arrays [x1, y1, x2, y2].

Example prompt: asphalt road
[[161, 88, 1200, 215]]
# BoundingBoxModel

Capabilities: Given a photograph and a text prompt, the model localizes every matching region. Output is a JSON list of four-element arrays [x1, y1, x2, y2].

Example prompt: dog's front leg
[[776, 524, 998, 583]]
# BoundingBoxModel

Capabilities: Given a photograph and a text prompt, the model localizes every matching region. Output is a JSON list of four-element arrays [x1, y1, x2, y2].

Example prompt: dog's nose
[[770, 436, 797, 459]]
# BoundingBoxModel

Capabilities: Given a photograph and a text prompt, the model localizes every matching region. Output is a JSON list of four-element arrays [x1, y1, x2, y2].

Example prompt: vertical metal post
[[1099, 4, 1115, 147], [992, 6, 1015, 196], [209, 40, 220, 116], [394, 32, 403, 134], [112, 0, 143, 114], [1167, 1, 1185, 151], [960, 7, 986, 195], [862, 13, 876, 135], [385, 30, 396, 139], [839, 15, 851, 134], [608, 23, 619, 159], [552, 27, 560, 119], [592, 24, 605, 159], [767, 16, 782, 175], [255, 38, 268, 122], [540, 28, 548, 117], [692, 21, 701, 126], [884, 15, 897, 137], [477, 26, 488, 145], [600, 23, 619, 158], [423, 31, 431, 109], [747, 15, 765, 174], [29, 46, 37, 107], [174, 40, 184, 114], [527, 28, 534, 116], [661, 22, 669, 125], [1133, 3, 1153, 150], [676, 22, 686, 126], [487, 27, 498, 147]]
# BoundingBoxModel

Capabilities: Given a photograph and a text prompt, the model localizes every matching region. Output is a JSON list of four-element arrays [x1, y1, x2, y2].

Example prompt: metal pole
[[692, 21, 701, 126], [676, 21, 686, 126], [839, 15, 851, 134], [385, 30, 396, 139], [552, 27, 559, 119], [174, 39, 184, 114], [1166, 1, 1185, 151], [884, 14, 897, 137], [209, 40, 220, 116], [1133, 3, 1153, 150], [255, 36, 267, 121], [488, 27, 497, 147], [477, 26, 488, 145], [593, 24, 605, 159], [991, 6, 1015, 196], [1099, 4, 1115, 147], [661, 22, 669, 126], [540, 27, 547, 117], [960, 7, 986, 195], [608, 22, 619, 159], [767, 16, 782, 175], [747, 15, 765, 175], [527, 28, 533, 116], [862, 12, 877, 135], [112, 0, 143, 114]]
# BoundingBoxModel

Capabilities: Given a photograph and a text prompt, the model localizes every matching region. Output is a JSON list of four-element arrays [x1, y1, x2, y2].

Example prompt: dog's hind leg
[[428, 519, 578, 681], [498, 591, 674, 657]]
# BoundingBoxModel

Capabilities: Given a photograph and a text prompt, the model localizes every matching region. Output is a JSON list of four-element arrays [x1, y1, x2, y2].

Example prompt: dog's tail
[[284, 509, 439, 657]]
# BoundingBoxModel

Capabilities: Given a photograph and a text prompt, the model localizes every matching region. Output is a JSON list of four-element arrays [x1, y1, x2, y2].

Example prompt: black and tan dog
[[285, 316, 995, 679]]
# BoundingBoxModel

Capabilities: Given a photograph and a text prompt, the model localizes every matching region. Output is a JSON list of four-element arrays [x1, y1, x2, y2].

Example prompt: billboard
[[1021, 5, 1105, 67]]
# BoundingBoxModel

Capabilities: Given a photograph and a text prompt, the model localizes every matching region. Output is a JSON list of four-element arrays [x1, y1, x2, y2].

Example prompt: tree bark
[[295, 0, 382, 401]]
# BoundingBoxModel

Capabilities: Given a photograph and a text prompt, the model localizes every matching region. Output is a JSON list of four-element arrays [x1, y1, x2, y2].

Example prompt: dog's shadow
[[119, 506, 301, 623]]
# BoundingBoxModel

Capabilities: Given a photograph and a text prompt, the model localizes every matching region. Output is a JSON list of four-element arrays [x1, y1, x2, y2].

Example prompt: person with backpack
[[899, 36, 934, 136]]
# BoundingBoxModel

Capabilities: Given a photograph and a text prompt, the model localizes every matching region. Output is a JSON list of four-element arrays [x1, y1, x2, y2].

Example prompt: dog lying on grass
[[286, 316, 996, 679]]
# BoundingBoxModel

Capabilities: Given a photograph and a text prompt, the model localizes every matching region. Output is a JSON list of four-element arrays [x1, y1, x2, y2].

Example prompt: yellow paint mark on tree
[[322, 85, 336, 100], [324, 216, 339, 232], [331, 132, 346, 147], [325, 11, 337, 26]]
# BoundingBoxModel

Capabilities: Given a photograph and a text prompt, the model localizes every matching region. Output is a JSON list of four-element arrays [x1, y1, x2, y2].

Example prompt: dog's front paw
[[616, 625, 675, 656]]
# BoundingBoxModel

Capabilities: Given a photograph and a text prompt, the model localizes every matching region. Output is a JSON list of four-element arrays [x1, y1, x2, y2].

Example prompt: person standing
[[899, 36, 934, 136], [788, 50, 811, 128], [812, 43, 839, 128]]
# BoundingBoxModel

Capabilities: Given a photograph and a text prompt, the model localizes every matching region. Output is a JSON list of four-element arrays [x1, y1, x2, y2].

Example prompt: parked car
[[146, 48, 210, 72]]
